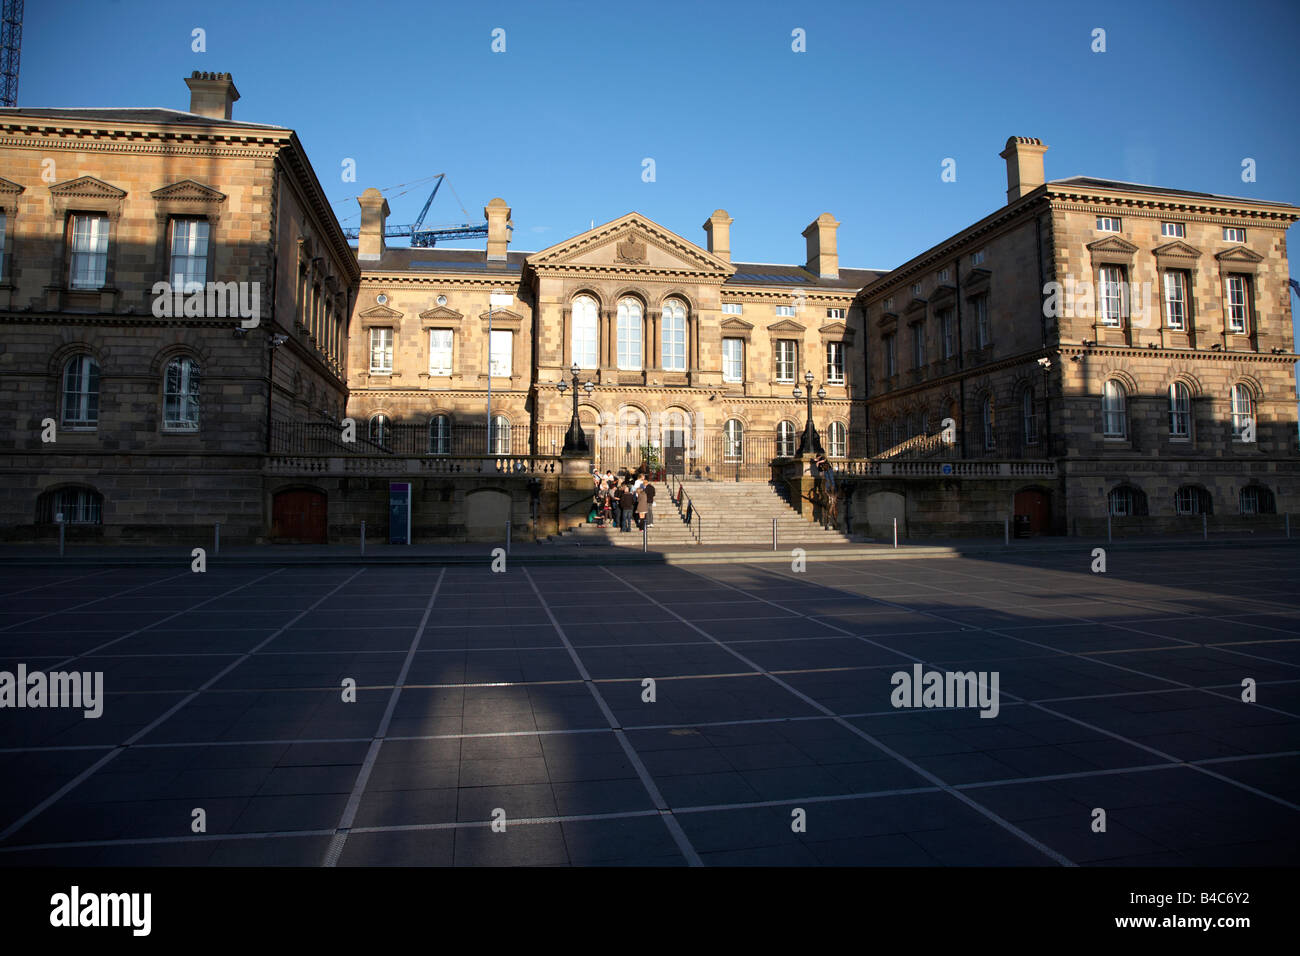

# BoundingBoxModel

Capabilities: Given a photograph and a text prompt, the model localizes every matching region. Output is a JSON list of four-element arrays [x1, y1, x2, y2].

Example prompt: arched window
[[723, 419, 744, 462], [1231, 384, 1255, 441], [62, 355, 100, 428], [1168, 383, 1191, 439], [571, 295, 599, 369], [163, 357, 200, 431], [618, 407, 647, 452], [368, 414, 388, 445], [661, 299, 687, 372], [490, 415, 511, 455], [1022, 387, 1038, 445], [616, 297, 643, 370], [1102, 380, 1126, 438], [1174, 486, 1212, 515], [428, 415, 450, 455], [776, 420, 797, 458], [828, 421, 847, 458], [1239, 485, 1275, 515], [982, 395, 995, 450], [1108, 485, 1148, 517], [38, 485, 103, 525]]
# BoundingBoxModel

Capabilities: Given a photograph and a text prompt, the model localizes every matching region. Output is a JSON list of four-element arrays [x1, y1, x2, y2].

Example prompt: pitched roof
[[360, 246, 530, 274], [1049, 176, 1299, 209], [0, 107, 287, 131], [727, 262, 887, 290]]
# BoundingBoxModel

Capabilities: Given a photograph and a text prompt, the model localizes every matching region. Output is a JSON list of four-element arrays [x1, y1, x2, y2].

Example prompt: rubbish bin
[[1013, 514, 1032, 538]]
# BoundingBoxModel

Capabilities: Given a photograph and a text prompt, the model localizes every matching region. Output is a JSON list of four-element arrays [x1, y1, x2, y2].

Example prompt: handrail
[[670, 474, 703, 545]]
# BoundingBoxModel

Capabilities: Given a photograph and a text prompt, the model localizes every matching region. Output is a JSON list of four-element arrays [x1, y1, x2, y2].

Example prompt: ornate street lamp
[[556, 362, 594, 454], [793, 369, 827, 456]]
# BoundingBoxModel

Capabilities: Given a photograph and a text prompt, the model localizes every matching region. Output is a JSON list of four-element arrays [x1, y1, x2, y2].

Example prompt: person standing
[[619, 484, 637, 533], [643, 481, 655, 527]]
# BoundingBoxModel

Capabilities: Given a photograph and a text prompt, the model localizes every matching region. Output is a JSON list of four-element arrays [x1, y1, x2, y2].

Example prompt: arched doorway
[[272, 488, 327, 543], [1013, 487, 1050, 535]]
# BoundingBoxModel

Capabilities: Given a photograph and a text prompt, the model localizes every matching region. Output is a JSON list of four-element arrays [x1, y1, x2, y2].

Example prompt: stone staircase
[[549, 480, 856, 548]]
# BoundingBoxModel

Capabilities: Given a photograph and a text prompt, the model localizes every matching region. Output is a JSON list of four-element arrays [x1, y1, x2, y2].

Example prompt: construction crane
[[0, 0, 21, 108], [340, 174, 488, 247]]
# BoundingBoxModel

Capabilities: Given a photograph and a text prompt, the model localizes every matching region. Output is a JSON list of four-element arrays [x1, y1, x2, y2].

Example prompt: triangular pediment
[[358, 304, 403, 319], [1086, 235, 1139, 255], [820, 321, 849, 336], [151, 179, 227, 203], [0, 176, 23, 196], [419, 305, 464, 323], [478, 308, 524, 323], [766, 319, 806, 334], [719, 316, 754, 331], [529, 212, 734, 275], [49, 176, 126, 200], [903, 297, 927, 313], [1215, 245, 1264, 263], [1152, 240, 1202, 259]]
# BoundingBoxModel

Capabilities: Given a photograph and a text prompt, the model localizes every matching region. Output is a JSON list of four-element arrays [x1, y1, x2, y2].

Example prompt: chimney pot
[[703, 209, 733, 263], [802, 213, 840, 279], [1000, 136, 1048, 204], [184, 71, 240, 120]]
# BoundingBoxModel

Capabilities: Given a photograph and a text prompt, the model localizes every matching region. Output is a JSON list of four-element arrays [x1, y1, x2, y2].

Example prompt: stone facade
[[1, 75, 1297, 544]]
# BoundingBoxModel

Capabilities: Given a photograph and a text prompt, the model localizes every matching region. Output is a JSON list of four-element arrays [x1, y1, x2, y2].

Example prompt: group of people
[[589, 468, 656, 532]]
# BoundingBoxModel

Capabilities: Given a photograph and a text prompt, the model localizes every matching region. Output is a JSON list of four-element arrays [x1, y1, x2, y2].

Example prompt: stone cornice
[[1060, 344, 1298, 365], [1044, 184, 1300, 224]]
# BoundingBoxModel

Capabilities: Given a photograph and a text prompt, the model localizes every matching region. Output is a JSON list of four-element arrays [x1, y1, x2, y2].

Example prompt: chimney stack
[[184, 71, 240, 120], [357, 188, 390, 262], [802, 213, 840, 279], [703, 209, 733, 262], [999, 136, 1048, 204], [485, 198, 512, 261]]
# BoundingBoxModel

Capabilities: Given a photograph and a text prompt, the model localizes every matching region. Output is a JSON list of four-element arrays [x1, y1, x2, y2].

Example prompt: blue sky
[[23, 0, 1300, 272]]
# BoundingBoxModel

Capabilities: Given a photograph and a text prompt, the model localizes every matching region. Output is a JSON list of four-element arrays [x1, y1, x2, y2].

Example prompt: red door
[[272, 489, 327, 543], [1013, 489, 1049, 535]]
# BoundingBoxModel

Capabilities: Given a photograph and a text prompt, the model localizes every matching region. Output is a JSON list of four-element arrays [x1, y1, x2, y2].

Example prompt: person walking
[[619, 484, 637, 533], [643, 481, 655, 527]]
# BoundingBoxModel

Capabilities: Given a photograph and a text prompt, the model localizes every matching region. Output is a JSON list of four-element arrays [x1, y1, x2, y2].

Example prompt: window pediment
[[420, 305, 464, 326], [819, 321, 854, 345], [480, 307, 523, 328], [963, 268, 992, 295], [1086, 235, 1139, 257], [903, 297, 927, 314], [766, 319, 806, 334], [358, 304, 403, 323], [1215, 245, 1264, 264], [1152, 240, 1202, 261], [49, 176, 126, 219], [151, 180, 226, 204]]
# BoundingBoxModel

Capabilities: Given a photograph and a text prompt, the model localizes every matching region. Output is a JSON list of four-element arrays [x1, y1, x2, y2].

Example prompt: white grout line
[[0, 567, 363, 844], [601, 565, 1077, 867], [323, 569, 446, 868], [522, 566, 703, 867], [0, 569, 196, 633], [739, 562, 1300, 813]]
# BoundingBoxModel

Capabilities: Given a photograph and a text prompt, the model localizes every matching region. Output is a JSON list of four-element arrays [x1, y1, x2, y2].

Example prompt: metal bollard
[[506, 521, 511, 554], [893, 517, 898, 549], [1286, 513, 1291, 538], [360, 520, 366, 556], [1004, 517, 1009, 546], [642, 522, 647, 553], [772, 517, 778, 551], [58, 517, 65, 558], [1107, 512, 1112, 544], [214, 522, 221, 557], [1203, 513, 1208, 541]]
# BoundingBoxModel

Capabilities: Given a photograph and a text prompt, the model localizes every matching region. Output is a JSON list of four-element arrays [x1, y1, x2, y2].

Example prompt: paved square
[[1, 544, 1297, 866]]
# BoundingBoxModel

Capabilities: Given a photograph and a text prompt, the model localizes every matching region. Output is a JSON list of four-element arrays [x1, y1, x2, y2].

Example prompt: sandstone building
[[0, 74, 1295, 543]]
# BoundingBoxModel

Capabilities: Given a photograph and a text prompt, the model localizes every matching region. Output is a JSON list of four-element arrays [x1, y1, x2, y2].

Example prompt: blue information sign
[[389, 482, 411, 545]]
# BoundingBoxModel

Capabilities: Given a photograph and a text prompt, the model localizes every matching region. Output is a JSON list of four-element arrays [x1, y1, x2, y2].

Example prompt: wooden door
[[1013, 489, 1049, 535], [272, 489, 327, 543]]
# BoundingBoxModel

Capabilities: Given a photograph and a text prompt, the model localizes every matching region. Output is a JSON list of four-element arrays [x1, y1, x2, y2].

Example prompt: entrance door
[[1013, 489, 1049, 535], [272, 489, 327, 543], [663, 428, 685, 475]]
